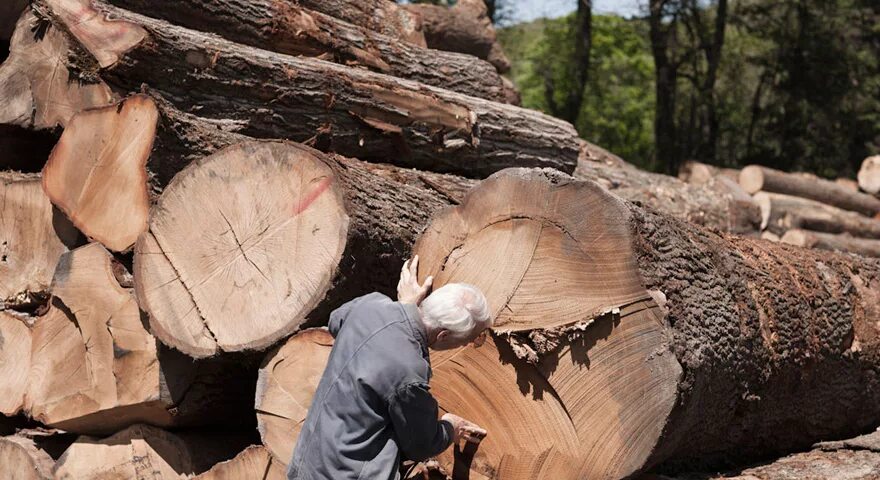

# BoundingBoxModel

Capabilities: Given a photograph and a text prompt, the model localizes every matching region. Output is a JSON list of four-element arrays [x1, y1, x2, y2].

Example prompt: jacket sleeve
[[387, 382, 454, 461]]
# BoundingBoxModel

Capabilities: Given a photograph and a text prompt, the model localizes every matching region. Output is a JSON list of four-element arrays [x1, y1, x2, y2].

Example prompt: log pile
[[737, 164, 880, 257], [1, 0, 878, 479]]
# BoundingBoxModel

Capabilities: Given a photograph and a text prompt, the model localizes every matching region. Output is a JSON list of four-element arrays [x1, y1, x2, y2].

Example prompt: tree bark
[[755, 192, 880, 239], [39, 0, 576, 179], [293, 0, 426, 47], [404, 168, 880, 479], [103, 0, 517, 103], [577, 146, 760, 234], [740, 165, 880, 216], [859, 155, 880, 195], [781, 229, 880, 258], [403, 0, 511, 73]]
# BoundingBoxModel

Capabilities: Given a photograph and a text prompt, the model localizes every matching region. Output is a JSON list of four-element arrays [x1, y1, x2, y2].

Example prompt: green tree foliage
[[500, 0, 879, 178], [499, 14, 657, 170]]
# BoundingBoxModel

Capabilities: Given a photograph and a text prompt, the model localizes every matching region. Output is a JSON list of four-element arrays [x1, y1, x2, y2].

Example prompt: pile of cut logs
[[681, 159, 880, 258], [1, 1, 878, 479]]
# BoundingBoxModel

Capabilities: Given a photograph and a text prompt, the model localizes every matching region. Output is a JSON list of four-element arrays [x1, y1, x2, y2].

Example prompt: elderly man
[[288, 256, 492, 480]]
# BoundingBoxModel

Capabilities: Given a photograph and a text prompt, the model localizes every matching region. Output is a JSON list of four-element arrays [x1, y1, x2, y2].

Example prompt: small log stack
[[739, 164, 880, 257], [2, 0, 878, 478]]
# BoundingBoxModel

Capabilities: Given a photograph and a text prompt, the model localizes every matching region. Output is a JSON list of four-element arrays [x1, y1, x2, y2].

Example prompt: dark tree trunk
[[650, 0, 679, 175]]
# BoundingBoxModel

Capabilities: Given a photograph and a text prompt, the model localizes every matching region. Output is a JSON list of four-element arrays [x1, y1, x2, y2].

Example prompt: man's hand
[[441, 413, 487, 445], [398, 255, 433, 306]]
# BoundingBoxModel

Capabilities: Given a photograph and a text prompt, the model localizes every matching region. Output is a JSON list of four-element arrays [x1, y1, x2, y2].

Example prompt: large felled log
[[0, 172, 78, 306], [0, 8, 115, 130], [193, 445, 286, 480], [404, 168, 879, 479], [781, 229, 880, 258], [103, 0, 517, 104], [134, 135, 468, 357], [740, 165, 880, 216], [39, 0, 577, 178], [859, 155, 880, 195], [404, 0, 511, 73], [54, 424, 253, 479], [255, 328, 334, 465], [577, 147, 760, 234], [755, 192, 880, 239], [42, 95, 155, 251], [0, 435, 54, 480], [293, 0, 425, 46]]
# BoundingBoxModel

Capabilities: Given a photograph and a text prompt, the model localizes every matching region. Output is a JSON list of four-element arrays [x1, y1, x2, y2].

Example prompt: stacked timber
[[739, 165, 880, 257], [1, 0, 877, 479]]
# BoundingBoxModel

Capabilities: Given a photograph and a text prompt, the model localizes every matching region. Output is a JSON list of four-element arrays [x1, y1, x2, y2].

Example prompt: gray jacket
[[288, 293, 453, 480]]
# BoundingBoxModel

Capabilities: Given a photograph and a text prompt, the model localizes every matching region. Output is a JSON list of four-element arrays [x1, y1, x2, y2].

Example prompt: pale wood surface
[[42, 95, 155, 251]]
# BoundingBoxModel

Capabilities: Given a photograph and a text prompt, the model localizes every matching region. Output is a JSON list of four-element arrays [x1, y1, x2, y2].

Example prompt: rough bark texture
[[634, 196, 880, 471], [293, 0, 425, 46], [781, 229, 880, 258], [648, 428, 880, 479], [104, 0, 518, 103], [404, 0, 510, 73], [406, 168, 880, 479], [577, 144, 760, 234], [755, 192, 880, 239], [740, 165, 880, 217], [44, 0, 575, 179]]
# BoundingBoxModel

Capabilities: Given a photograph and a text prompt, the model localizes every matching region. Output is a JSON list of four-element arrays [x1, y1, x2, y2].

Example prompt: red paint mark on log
[[293, 176, 333, 215]]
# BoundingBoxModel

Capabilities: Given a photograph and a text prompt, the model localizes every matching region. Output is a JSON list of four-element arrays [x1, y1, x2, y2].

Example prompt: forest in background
[[469, 0, 880, 177]]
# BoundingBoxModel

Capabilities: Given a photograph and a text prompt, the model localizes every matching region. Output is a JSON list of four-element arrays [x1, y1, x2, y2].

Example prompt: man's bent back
[[287, 292, 452, 480]]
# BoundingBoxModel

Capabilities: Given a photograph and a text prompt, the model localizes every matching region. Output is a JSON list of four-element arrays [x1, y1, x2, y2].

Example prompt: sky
[[506, 0, 643, 24]]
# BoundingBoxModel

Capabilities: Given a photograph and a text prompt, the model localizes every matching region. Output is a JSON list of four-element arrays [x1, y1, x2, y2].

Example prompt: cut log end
[[24, 243, 163, 432], [0, 435, 54, 480], [859, 155, 880, 195], [42, 94, 156, 252], [0, 312, 32, 416], [256, 328, 334, 466], [194, 445, 286, 480], [1, 174, 78, 302], [738, 165, 765, 194], [413, 168, 682, 479], [134, 141, 349, 358], [0, 9, 115, 130]]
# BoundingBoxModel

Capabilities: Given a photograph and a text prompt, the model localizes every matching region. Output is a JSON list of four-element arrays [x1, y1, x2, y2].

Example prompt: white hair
[[421, 283, 492, 340]]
